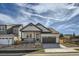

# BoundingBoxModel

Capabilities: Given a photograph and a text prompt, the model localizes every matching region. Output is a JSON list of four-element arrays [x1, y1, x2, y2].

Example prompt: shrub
[[14, 40, 21, 45]]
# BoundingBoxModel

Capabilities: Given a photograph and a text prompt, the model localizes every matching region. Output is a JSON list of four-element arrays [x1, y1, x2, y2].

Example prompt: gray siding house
[[21, 23, 60, 44]]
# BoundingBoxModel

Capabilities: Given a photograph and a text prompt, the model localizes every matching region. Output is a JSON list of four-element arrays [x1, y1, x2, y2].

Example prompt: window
[[36, 39, 39, 41], [0, 26, 5, 31], [26, 34, 32, 38], [13, 28, 17, 33], [22, 39, 24, 41], [2, 27, 5, 30], [36, 34, 39, 38], [0, 26, 3, 30], [27, 34, 29, 38]]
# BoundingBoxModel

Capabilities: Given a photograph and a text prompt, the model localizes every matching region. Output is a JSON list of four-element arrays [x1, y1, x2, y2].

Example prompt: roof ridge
[[48, 28, 59, 34], [20, 23, 42, 31], [36, 23, 51, 32]]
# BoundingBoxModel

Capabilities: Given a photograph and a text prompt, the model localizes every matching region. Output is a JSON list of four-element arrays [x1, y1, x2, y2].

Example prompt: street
[[25, 52, 79, 56], [0, 52, 79, 56], [0, 53, 26, 56]]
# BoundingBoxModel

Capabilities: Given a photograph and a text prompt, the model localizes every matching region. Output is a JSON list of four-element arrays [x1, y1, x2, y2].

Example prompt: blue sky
[[0, 3, 79, 34]]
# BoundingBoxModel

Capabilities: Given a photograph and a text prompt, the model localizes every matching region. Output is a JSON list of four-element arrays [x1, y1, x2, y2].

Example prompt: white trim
[[41, 34, 59, 37]]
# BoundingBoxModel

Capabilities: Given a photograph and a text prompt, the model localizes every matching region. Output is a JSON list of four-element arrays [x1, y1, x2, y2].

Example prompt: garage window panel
[[42, 37, 56, 43]]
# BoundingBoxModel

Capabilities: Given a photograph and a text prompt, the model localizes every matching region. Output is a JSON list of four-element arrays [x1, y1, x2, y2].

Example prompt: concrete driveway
[[43, 43, 60, 49], [43, 43, 77, 52]]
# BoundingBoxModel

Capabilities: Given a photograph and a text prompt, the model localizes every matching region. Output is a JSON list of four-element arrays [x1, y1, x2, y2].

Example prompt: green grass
[[75, 49, 79, 51], [36, 49, 44, 52], [32, 48, 44, 53], [62, 42, 79, 47]]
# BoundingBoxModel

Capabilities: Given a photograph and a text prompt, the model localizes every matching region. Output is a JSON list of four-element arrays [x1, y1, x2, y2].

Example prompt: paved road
[[0, 53, 26, 56], [26, 53, 79, 56], [0, 52, 79, 56]]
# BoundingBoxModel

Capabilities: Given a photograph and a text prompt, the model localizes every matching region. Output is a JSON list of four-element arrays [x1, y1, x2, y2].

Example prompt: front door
[[36, 34, 41, 43]]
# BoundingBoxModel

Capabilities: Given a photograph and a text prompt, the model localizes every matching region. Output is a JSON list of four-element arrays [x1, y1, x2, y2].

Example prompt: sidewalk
[[44, 48, 77, 52], [25, 52, 79, 56]]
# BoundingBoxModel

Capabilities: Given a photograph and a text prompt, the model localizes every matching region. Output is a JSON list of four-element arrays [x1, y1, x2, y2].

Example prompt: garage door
[[0, 38, 14, 45], [42, 37, 56, 43]]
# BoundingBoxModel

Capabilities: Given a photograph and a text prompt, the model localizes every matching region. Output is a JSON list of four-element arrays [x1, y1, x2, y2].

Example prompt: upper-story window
[[0, 26, 5, 31]]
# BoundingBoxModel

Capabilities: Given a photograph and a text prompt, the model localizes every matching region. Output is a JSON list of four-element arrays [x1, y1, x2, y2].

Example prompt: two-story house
[[0, 24, 22, 45]]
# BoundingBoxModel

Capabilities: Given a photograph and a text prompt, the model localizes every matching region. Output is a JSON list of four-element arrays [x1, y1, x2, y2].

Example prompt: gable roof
[[21, 23, 42, 32], [11, 24, 22, 28], [48, 28, 59, 34], [36, 23, 51, 33]]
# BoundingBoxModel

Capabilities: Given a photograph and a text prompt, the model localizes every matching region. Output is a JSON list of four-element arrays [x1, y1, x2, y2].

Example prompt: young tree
[[60, 33, 64, 38], [73, 32, 75, 38]]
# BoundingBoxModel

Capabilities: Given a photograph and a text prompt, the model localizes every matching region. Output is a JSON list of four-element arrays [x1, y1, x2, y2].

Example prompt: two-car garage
[[41, 34, 59, 44], [0, 34, 14, 45], [41, 34, 60, 48], [0, 38, 14, 45]]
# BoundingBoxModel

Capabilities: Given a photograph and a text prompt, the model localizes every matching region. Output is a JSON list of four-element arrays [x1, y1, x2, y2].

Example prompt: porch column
[[40, 35, 42, 43], [56, 37, 59, 43], [34, 32, 36, 43]]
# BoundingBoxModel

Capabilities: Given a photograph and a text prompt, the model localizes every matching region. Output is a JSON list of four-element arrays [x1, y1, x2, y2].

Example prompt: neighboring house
[[0, 34, 15, 45], [21, 23, 60, 44], [70, 36, 79, 42], [0, 24, 22, 45], [64, 35, 71, 39], [71, 38, 79, 42], [59, 34, 71, 43], [60, 34, 79, 43]]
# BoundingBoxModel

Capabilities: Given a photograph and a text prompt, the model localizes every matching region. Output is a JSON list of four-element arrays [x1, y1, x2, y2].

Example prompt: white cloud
[[18, 9, 57, 22], [31, 3, 79, 21], [32, 3, 67, 13], [67, 8, 79, 20], [15, 3, 79, 23], [11, 3, 79, 34], [56, 24, 76, 30], [0, 13, 15, 24], [15, 3, 27, 7]]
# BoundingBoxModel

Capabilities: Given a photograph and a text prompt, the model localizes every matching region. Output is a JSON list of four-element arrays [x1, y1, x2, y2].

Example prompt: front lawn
[[75, 49, 79, 52], [34, 49, 44, 52], [75, 49, 79, 51], [62, 42, 79, 47], [29, 48, 44, 53]]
